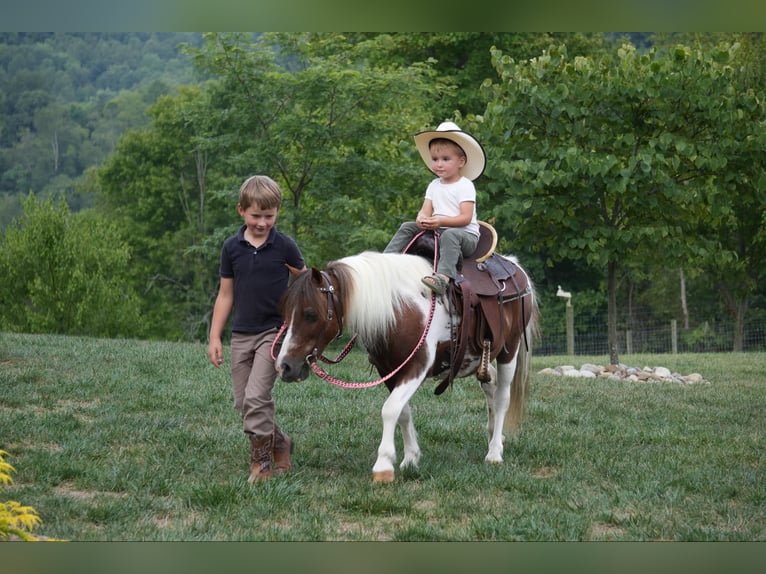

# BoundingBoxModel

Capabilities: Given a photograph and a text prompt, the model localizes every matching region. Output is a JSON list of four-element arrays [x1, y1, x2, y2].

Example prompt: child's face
[[238, 202, 278, 244], [428, 143, 466, 184]]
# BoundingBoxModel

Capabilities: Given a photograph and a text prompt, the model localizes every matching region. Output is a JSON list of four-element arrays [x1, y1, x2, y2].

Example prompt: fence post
[[626, 330, 633, 354], [566, 303, 574, 356], [671, 319, 678, 354]]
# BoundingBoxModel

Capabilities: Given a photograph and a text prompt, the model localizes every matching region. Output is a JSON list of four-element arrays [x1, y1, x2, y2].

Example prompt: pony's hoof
[[372, 470, 395, 483]]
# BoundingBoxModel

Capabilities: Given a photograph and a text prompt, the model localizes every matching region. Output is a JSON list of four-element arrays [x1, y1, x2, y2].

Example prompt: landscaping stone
[[538, 363, 709, 384]]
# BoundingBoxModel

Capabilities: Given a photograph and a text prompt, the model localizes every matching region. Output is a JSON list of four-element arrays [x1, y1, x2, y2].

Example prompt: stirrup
[[477, 339, 492, 383]]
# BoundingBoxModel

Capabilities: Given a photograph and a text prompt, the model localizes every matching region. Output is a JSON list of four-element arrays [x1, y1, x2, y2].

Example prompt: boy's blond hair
[[428, 138, 466, 159], [238, 175, 283, 210]]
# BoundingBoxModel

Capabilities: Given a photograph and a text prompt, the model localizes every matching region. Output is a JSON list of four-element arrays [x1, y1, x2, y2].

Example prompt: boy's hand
[[208, 340, 223, 367], [417, 216, 440, 230]]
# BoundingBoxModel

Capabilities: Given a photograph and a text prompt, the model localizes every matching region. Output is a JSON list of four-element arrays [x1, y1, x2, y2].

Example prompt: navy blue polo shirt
[[219, 225, 305, 333]]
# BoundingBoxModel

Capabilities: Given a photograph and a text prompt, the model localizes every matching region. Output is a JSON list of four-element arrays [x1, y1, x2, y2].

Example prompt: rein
[[271, 240, 440, 389], [308, 292, 437, 389]]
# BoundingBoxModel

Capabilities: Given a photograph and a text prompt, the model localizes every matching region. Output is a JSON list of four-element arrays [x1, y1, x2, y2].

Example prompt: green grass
[[0, 332, 764, 541]]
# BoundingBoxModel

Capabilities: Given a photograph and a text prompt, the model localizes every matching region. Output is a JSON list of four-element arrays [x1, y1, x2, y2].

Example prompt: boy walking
[[208, 175, 306, 483]]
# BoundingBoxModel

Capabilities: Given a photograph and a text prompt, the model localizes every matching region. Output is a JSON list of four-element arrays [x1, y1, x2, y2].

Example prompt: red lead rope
[[271, 233, 440, 389], [308, 292, 437, 388], [269, 293, 437, 389]]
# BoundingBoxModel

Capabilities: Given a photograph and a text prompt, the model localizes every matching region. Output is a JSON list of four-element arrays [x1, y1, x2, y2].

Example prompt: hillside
[[0, 32, 206, 226]]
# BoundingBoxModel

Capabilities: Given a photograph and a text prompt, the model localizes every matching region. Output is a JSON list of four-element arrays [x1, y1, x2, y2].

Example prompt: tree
[[187, 32, 438, 262], [310, 33, 612, 121], [97, 86, 229, 340], [698, 34, 766, 351], [480, 42, 757, 364], [0, 194, 142, 337]]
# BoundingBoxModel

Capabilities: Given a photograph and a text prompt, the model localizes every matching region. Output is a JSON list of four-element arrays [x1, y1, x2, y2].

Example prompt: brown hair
[[238, 175, 282, 210]]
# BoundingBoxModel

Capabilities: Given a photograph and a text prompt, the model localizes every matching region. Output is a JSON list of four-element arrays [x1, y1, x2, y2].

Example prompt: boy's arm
[[207, 277, 234, 367]]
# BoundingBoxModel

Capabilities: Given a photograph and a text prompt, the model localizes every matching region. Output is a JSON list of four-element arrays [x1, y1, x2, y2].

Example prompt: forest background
[[0, 32, 764, 364]]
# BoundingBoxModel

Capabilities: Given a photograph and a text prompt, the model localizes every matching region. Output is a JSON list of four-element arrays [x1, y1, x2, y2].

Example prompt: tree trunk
[[51, 130, 59, 173], [680, 267, 689, 330], [608, 260, 619, 365], [718, 282, 748, 352]]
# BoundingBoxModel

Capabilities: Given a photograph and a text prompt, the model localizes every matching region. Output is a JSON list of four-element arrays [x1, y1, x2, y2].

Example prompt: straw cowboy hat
[[414, 121, 486, 181]]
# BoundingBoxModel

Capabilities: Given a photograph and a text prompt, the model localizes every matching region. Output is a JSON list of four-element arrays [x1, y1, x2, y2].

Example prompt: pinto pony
[[276, 250, 538, 483]]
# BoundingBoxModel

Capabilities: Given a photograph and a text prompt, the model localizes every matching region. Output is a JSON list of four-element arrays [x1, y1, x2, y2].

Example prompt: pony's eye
[[303, 308, 319, 323]]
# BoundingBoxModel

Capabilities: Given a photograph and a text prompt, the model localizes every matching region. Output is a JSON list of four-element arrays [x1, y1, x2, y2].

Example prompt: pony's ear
[[310, 267, 323, 283], [285, 263, 307, 277], [285, 263, 308, 287]]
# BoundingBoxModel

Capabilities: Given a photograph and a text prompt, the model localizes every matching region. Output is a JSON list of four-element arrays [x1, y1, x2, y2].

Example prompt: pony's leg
[[479, 364, 498, 444], [398, 402, 421, 470], [372, 379, 422, 483], [486, 358, 517, 463]]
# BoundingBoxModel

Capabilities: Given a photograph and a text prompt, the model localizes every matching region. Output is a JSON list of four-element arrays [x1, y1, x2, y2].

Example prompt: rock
[[538, 363, 710, 384], [580, 363, 603, 375], [654, 366, 672, 378]]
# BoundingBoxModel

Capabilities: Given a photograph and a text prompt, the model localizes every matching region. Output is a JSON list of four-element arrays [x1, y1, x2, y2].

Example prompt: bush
[[0, 449, 44, 541]]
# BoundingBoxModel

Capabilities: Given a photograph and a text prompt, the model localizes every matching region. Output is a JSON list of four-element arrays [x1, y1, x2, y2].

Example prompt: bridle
[[315, 269, 345, 351], [271, 269, 356, 365]]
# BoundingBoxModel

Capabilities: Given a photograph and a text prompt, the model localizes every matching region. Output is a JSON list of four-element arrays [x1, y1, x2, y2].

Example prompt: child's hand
[[208, 341, 223, 367], [416, 215, 440, 230]]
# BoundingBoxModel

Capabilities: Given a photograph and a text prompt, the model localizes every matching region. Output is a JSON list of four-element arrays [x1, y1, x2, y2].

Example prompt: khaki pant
[[230, 329, 289, 447]]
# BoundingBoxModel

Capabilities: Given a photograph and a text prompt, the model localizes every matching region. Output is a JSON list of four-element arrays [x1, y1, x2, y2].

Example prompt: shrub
[[0, 449, 44, 541]]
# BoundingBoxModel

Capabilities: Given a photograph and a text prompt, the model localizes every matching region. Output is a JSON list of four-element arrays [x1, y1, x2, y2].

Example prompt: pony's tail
[[504, 294, 540, 435]]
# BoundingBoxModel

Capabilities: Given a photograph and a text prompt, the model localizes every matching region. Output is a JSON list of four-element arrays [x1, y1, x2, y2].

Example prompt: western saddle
[[403, 221, 532, 394]]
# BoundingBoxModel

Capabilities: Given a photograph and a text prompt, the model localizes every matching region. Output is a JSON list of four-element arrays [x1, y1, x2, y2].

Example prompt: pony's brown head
[[277, 267, 343, 382]]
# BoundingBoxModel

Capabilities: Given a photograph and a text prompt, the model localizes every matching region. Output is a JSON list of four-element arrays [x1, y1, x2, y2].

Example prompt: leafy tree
[[0, 193, 142, 337], [700, 34, 766, 350], [95, 33, 438, 340], [97, 85, 230, 340], [480, 41, 759, 364], [187, 32, 438, 262], [304, 33, 612, 121]]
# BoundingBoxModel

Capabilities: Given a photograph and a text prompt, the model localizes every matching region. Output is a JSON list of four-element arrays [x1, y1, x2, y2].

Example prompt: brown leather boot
[[273, 429, 294, 474], [248, 434, 273, 483]]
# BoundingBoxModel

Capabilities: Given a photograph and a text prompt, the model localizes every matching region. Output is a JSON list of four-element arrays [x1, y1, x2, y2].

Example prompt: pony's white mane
[[338, 251, 431, 342]]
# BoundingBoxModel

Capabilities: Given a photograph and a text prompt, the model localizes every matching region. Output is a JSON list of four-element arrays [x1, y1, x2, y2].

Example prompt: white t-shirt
[[424, 176, 480, 237]]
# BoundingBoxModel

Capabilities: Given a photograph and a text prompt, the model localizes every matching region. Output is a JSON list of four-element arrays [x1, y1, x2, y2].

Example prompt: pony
[[275, 249, 538, 483]]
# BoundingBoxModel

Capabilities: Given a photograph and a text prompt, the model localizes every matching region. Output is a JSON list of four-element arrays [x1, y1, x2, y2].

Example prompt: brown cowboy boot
[[273, 428, 294, 474], [248, 434, 274, 483]]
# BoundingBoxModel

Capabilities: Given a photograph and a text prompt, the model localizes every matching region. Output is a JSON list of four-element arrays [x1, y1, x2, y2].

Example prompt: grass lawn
[[1, 331, 764, 541]]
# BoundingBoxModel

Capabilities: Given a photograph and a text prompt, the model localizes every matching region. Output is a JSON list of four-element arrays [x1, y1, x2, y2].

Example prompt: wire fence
[[537, 315, 766, 356]]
